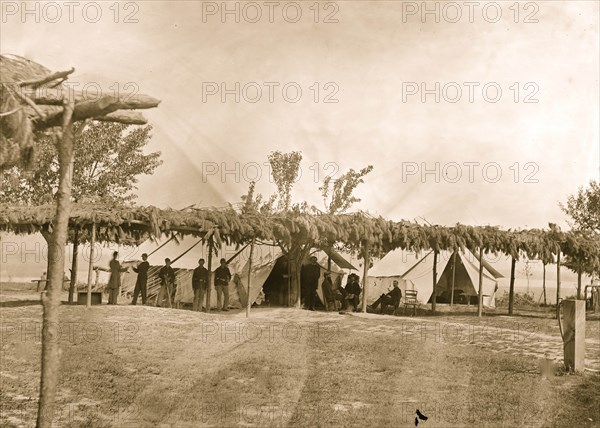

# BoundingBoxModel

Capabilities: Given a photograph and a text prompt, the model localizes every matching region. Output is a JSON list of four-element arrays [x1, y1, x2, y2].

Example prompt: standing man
[[156, 258, 176, 308], [301, 256, 321, 311], [107, 252, 128, 305], [192, 258, 209, 311], [131, 253, 149, 305], [214, 258, 232, 311]]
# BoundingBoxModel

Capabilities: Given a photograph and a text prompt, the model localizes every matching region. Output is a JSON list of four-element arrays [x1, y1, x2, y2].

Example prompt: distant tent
[[367, 249, 501, 308]]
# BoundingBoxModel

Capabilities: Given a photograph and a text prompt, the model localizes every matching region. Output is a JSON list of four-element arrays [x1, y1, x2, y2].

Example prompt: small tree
[[242, 152, 373, 307], [1, 121, 162, 302], [560, 180, 600, 233]]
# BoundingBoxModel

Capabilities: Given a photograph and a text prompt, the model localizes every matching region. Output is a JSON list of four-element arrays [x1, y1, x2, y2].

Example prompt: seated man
[[342, 273, 362, 311], [370, 280, 402, 315], [321, 273, 336, 311]]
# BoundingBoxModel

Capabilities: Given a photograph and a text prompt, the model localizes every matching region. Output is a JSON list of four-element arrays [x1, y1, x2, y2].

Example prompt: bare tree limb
[[18, 68, 75, 88], [93, 111, 148, 125]]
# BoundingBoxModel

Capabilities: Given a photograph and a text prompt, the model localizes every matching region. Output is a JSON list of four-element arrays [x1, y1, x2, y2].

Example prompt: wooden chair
[[403, 290, 418, 316]]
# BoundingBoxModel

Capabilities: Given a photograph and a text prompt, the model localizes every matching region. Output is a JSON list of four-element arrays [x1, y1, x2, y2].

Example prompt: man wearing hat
[[156, 258, 175, 308], [301, 255, 321, 311], [131, 253, 149, 305], [214, 258, 232, 311]]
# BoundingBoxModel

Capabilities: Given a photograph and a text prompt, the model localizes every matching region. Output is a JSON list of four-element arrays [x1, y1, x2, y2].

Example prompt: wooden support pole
[[450, 251, 457, 306], [246, 239, 255, 318], [361, 242, 370, 313], [556, 250, 561, 319], [206, 236, 213, 313], [508, 256, 516, 315], [37, 100, 74, 428], [542, 263, 547, 306], [431, 249, 438, 312], [86, 223, 96, 308], [477, 247, 484, 317], [68, 228, 79, 304]]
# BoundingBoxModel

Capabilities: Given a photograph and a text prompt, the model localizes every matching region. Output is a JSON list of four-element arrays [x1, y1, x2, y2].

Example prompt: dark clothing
[[133, 261, 149, 279], [301, 262, 321, 310], [158, 265, 176, 285], [131, 261, 149, 305], [372, 287, 402, 314], [214, 266, 231, 287], [192, 266, 209, 290], [343, 280, 362, 311]]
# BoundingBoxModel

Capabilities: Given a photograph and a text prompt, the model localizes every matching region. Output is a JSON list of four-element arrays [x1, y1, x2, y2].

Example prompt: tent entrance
[[261, 256, 291, 307], [428, 252, 479, 305]]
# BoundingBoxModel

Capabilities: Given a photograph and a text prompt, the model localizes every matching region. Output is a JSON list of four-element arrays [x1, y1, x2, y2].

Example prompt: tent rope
[[171, 239, 203, 265]]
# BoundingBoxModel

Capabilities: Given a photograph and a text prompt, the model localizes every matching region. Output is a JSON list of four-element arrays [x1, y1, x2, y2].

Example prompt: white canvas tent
[[367, 249, 501, 308], [119, 242, 350, 309]]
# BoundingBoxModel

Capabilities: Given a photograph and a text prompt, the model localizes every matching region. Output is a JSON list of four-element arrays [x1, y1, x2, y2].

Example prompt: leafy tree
[[1, 121, 162, 204], [560, 180, 600, 233], [320, 165, 373, 214], [1, 121, 162, 302], [268, 151, 302, 212], [560, 181, 600, 297], [242, 151, 373, 307]]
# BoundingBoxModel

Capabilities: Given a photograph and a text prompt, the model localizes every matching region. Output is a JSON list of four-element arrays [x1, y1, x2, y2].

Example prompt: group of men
[[301, 255, 364, 312], [105, 251, 403, 314], [105, 252, 232, 310], [302, 255, 403, 314]]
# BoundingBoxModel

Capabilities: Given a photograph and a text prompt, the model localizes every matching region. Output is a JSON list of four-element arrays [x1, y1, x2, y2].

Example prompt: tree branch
[[18, 68, 75, 89]]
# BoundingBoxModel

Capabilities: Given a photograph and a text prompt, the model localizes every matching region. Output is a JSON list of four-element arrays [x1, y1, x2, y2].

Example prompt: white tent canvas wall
[[367, 249, 501, 308]]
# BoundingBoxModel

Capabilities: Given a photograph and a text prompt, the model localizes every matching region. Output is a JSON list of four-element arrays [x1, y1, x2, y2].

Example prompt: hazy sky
[[1, 1, 599, 279]]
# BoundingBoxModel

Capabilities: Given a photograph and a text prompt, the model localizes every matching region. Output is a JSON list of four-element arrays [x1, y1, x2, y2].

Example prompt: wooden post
[[477, 247, 484, 317], [508, 256, 516, 315], [37, 100, 74, 428], [542, 263, 547, 306], [556, 250, 561, 319], [431, 249, 438, 312], [68, 228, 79, 304], [86, 223, 96, 308], [577, 263, 582, 300], [450, 251, 457, 306], [361, 242, 370, 313], [561, 299, 586, 372], [246, 239, 255, 318], [206, 236, 213, 313]]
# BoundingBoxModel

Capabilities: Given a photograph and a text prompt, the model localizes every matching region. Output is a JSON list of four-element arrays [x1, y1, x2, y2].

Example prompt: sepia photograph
[[0, 1, 599, 427]]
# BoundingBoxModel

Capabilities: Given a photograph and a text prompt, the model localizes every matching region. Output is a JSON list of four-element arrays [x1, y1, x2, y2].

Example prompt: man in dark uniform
[[370, 280, 402, 315], [214, 258, 232, 311], [131, 253, 149, 305], [192, 258, 209, 312], [343, 273, 362, 311], [301, 256, 321, 311], [156, 258, 175, 308]]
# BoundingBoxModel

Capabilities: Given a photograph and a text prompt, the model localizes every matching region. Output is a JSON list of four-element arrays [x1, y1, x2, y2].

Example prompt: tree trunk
[[477, 247, 484, 317], [37, 101, 75, 428], [86, 223, 96, 308], [577, 267, 582, 300], [508, 256, 516, 315], [246, 239, 254, 318], [361, 243, 370, 313], [68, 229, 79, 304], [431, 249, 438, 312]]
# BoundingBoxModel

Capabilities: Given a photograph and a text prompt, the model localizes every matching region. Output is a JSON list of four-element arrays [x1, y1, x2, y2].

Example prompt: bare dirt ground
[[1, 284, 599, 427]]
